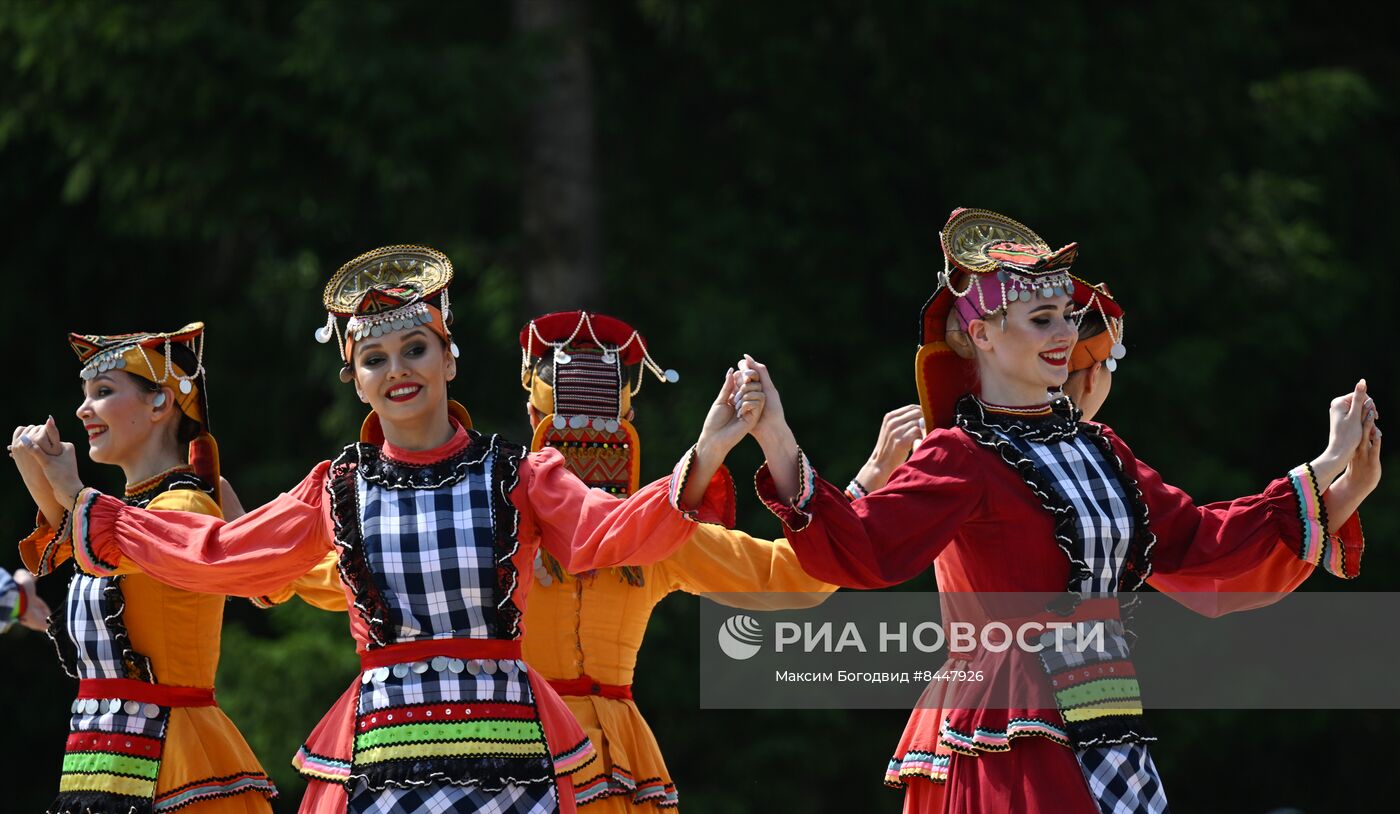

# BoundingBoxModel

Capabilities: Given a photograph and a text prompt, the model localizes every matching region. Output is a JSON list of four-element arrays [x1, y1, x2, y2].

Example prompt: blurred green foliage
[[1, 1, 1394, 811]]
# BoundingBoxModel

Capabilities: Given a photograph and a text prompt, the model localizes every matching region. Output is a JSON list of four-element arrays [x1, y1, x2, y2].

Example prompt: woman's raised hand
[[1315, 380, 1377, 485], [10, 419, 71, 526], [677, 364, 767, 510], [12, 568, 51, 632], [8, 418, 84, 509], [853, 404, 926, 493]]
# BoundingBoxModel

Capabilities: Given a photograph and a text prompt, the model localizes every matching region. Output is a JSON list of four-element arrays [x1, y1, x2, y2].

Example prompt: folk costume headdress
[[1068, 276, 1127, 375], [916, 208, 1080, 430], [520, 311, 678, 586], [69, 322, 221, 502], [316, 245, 473, 441]]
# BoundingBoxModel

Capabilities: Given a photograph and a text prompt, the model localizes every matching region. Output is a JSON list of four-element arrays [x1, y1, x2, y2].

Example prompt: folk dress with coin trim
[[67, 419, 730, 814], [20, 467, 278, 814]]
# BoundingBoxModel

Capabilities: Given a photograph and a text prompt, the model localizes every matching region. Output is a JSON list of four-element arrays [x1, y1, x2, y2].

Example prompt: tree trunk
[[514, 0, 600, 314]]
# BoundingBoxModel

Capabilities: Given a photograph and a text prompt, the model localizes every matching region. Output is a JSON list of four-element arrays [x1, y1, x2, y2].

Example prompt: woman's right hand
[[10, 420, 69, 527], [13, 569, 51, 632], [1315, 380, 1376, 485], [853, 404, 925, 493]]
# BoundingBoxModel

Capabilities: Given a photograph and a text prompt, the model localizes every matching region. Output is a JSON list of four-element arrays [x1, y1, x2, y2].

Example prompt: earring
[[153, 392, 167, 408]]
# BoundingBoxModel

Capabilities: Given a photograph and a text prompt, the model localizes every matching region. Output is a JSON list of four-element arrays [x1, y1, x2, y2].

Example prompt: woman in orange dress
[[10, 323, 280, 814], [15, 246, 762, 814]]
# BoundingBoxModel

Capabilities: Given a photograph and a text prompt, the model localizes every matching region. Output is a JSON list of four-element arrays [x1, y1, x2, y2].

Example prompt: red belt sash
[[548, 675, 633, 700], [77, 678, 216, 707], [359, 638, 522, 669]]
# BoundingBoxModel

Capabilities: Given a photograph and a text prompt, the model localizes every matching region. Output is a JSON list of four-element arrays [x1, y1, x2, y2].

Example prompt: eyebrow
[[1028, 304, 1060, 314], [90, 374, 117, 385]]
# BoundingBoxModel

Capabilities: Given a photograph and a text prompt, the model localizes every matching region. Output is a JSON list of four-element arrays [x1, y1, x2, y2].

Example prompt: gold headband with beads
[[69, 322, 208, 424], [315, 245, 458, 378]]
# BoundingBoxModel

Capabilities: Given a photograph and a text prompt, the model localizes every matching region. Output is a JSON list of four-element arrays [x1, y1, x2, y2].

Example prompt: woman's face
[[969, 294, 1078, 394], [75, 373, 163, 464], [352, 328, 456, 428]]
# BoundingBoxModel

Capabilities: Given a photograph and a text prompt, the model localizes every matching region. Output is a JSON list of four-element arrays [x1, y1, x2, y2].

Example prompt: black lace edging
[[954, 395, 1093, 599], [48, 791, 151, 814], [357, 430, 494, 491], [102, 576, 155, 682], [46, 583, 80, 679], [1076, 422, 1157, 592], [347, 755, 556, 793], [489, 436, 527, 639], [327, 444, 394, 648]]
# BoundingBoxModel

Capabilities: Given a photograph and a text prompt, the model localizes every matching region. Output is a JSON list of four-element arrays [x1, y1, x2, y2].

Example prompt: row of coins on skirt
[[71, 697, 162, 718], [360, 657, 526, 684]]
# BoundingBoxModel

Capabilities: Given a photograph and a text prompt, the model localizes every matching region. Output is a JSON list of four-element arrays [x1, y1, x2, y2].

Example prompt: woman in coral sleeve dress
[[516, 311, 877, 810], [11, 323, 280, 814], [740, 209, 1380, 814], [16, 246, 762, 814]]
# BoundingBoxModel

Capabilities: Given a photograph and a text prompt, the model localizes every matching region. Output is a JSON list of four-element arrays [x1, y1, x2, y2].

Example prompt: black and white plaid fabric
[[348, 781, 557, 814], [65, 573, 128, 679], [358, 453, 498, 640], [358, 658, 532, 714], [0, 567, 18, 634], [1036, 619, 1132, 674], [1079, 744, 1170, 814], [996, 428, 1168, 814], [996, 432, 1134, 592]]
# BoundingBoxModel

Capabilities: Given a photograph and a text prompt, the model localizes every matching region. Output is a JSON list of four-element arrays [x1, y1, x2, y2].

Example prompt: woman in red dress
[[741, 209, 1381, 814]]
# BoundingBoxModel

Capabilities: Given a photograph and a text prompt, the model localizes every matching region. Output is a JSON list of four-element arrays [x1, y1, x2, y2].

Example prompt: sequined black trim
[[488, 436, 527, 639], [103, 575, 155, 681], [46, 581, 80, 680], [327, 444, 394, 648], [357, 431, 494, 490], [348, 756, 557, 794], [954, 395, 1093, 600], [47, 791, 151, 814]]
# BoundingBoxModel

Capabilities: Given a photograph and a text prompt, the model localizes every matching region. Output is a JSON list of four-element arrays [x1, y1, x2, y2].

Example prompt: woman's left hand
[[13, 569, 50, 632], [9, 421, 84, 508]]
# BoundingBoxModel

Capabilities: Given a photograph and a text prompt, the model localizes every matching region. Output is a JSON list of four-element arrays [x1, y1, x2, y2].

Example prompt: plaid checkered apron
[[0, 567, 19, 634], [64, 574, 130, 679], [347, 453, 558, 811], [997, 430, 1169, 814]]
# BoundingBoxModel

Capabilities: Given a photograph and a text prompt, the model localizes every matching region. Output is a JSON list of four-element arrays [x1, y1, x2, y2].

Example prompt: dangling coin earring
[[153, 392, 167, 408]]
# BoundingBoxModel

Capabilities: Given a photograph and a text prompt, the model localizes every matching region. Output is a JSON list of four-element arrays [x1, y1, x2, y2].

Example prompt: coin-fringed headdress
[[519, 311, 679, 586], [68, 322, 221, 503], [916, 208, 1080, 430], [1068, 276, 1127, 374], [315, 245, 458, 380]]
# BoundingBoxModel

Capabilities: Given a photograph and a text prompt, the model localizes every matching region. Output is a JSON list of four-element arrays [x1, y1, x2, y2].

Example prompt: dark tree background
[[1, 1, 1395, 811]]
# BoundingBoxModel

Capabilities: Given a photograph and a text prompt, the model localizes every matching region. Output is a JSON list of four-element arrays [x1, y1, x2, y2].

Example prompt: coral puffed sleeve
[[754, 430, 985, 589], [1101, 425, 1363, 582], [518, 445, 734, 573], [249, 550, 348, 611], [18, 508, 74, 577], [67, 462, 337, 596], [656, 523, 839, 611]]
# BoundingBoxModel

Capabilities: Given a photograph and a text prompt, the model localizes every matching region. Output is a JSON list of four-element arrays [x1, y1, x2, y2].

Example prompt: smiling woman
[[9, 323, 280, 814], [739, 208, 1379, 814], [18, 245, 765, 814]]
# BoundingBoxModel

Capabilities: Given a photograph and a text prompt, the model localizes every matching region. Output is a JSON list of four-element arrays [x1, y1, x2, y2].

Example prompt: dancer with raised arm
[[741, 209, 1380, 814], [10, 324, 279, 814], [15, 246, 760, 814]]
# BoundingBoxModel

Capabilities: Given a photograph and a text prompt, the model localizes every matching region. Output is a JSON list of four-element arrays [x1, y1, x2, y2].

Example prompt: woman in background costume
[[742, 208, 1379, 814], [10, 324, 279, 813], [518, 311, 850, 810], [16, 246, 760, 814], [0, 565, 48, 633]]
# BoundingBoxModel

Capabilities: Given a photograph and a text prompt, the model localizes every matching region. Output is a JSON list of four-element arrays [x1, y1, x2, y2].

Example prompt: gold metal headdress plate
[[322, 245, 454, 317], [939, 209, 1050, 275]]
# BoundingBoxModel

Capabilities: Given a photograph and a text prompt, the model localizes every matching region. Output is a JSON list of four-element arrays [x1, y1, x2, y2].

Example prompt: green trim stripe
[[62, 751, 161, 780], [1053, 678, 1143, 709], [355, 720, 545, 751]]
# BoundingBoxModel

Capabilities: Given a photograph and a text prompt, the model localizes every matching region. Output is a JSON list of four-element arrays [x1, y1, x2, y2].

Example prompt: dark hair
[[125, 373, 203, 444], [1077, 317, 1107, 342]]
